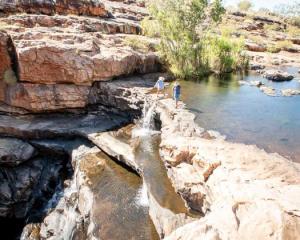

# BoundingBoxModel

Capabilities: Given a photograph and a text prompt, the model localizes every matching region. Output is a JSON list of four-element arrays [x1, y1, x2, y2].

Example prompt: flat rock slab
[[0, 110, 129, 139]]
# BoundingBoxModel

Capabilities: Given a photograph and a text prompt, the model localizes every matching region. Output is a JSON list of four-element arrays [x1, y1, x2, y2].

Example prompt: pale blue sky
[[224, 0, 300, 10]]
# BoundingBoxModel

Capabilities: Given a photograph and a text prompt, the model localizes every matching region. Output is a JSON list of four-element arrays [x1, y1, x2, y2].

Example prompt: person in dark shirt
[[172, 81, 181, 109]]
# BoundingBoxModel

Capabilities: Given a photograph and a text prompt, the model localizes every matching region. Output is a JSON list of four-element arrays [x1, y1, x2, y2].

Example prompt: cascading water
[[132, 98, 159, 138], [134, 182, 149, 207]]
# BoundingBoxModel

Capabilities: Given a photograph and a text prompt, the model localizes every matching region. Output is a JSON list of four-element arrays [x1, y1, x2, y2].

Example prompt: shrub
[[237, 0, 252, 12], [141, 17, 160, 37], [267, 45, 281, 53], [143, 0, 246, 78], [205, 35, 248, 74], [123, 36, 155, 53], [286, 25, 300, 37], [276, 40, 293, 49]]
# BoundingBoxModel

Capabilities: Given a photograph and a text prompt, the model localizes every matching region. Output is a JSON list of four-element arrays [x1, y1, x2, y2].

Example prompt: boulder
[[245, 41, 266, 52], [0, 138, 35, 167], [264, 70, 294, 81], [249, 63, 265, 70]]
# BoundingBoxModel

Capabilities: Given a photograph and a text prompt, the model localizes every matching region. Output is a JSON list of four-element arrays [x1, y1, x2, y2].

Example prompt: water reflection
[[168, 68, 300, 163]]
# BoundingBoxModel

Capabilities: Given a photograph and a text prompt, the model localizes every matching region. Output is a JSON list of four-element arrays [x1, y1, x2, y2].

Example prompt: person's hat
[[159, 76, 165, 81]]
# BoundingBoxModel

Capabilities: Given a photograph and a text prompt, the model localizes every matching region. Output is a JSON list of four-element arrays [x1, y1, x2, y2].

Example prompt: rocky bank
[[0, 1, 300, 240]]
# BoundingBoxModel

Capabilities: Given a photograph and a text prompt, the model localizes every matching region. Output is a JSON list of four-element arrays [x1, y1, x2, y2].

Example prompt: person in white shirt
[[154, 76, 165, 98]]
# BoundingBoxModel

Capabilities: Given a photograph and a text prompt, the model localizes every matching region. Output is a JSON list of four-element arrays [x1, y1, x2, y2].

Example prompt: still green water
[[174, 66, 300, 162]]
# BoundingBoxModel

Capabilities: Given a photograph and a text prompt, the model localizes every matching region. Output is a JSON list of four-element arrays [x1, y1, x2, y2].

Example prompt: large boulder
[[264, 70, 294, 81], [0, 137, 35, 167]]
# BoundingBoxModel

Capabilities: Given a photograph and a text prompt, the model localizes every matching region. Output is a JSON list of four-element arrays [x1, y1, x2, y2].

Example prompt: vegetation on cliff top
[[142, 0, 248, 78]]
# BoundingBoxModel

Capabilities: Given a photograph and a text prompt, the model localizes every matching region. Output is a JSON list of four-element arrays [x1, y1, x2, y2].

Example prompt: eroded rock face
[[3, 83, 90, 112], [0, 31, 16, 102], [0, 0, 109, 17], [0, 154, 66, 218]]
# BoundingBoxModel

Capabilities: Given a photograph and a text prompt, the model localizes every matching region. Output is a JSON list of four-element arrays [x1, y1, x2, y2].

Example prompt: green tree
[[143, 0, 246, 78], [237, 0, 252, 11]]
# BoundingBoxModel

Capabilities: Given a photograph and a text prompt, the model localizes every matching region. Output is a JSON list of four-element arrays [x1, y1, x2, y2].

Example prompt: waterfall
[[132, 98, 159, 138], [134, 182, 149, 207]]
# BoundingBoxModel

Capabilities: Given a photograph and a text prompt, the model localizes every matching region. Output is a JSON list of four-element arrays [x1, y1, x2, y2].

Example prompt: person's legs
[[175, 94, 180, 108]]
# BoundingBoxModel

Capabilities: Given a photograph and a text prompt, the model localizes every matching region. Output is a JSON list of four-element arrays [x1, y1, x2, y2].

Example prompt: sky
[[223, 0, 300, 10]]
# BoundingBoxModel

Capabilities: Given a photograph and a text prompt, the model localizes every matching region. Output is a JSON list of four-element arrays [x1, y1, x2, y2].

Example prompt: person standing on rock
[[155, 76, 165, 98], [173, 81, 181, 109]]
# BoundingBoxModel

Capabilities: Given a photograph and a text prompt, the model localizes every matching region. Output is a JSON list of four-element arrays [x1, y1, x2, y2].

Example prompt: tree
[[237, 0, 252, 12], [144, 0, 227, 77]]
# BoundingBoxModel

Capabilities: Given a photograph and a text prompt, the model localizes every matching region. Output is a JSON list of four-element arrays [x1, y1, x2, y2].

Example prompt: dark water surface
[[172, 67, 300, 162]]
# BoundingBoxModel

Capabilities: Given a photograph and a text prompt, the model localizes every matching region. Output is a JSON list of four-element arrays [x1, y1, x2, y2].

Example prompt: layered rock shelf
[[0, 1, 300, 239]]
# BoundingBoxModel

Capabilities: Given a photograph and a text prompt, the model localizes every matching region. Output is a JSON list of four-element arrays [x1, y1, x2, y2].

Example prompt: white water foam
[[132, 99, 160, 138], [135, 182, 149, 207]]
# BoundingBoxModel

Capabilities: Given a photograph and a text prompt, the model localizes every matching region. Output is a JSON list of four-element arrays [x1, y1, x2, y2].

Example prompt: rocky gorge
[[0, 1, 300, 240]]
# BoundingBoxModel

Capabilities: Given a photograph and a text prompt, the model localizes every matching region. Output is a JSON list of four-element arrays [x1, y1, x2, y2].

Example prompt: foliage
[[205, 35, 248, 74], [143, 0, 246, 78], [266, 40, 293, 53], [210, 0, 225, 22], [237, 0, 252, 12], [275, 1, 300, 27], [276, 40, 293, 49], [141, 17, 160, 37], [286, 25, 300, 37], [275, 1, 300, 17], [123, 36, 155, 53], [288, 16, 300, 28], [267, 45, 281, 53]]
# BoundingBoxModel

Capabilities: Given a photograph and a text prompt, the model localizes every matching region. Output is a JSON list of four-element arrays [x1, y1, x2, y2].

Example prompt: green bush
[[205, 36, 248, 74], [143, 0, 246, 78], [141, 17, 160, 37], [123, 36, 155, 53], [237, 0, 252, 12]]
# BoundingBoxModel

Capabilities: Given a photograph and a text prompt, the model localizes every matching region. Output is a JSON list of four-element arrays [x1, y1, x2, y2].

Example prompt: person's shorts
[[174, 94, 180, 100]]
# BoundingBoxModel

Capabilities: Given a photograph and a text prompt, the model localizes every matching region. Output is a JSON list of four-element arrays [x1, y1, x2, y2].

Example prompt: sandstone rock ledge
[[155, 99, 300, 240]]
